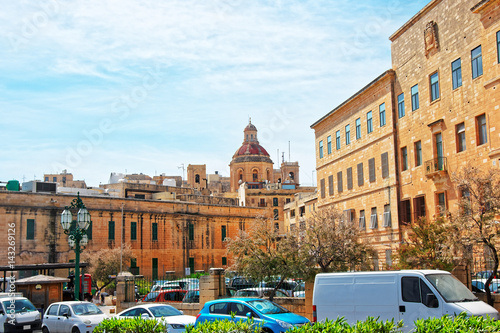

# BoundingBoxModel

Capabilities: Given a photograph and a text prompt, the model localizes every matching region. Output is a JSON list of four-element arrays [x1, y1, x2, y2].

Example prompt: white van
[[0, 293, 42, 333], [313, 270, 499, 332]]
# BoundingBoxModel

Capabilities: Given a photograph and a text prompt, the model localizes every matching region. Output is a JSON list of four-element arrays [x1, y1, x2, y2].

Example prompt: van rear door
[[399, 276, 443, 329]]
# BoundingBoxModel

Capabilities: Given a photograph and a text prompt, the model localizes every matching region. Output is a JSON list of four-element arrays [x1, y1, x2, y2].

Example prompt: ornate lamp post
[[60, 192, 91, 301]]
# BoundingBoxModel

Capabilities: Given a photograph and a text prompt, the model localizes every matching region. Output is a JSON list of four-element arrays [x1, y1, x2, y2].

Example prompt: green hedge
[[187, 313, 500, 333], [93, 317, 166, 333]]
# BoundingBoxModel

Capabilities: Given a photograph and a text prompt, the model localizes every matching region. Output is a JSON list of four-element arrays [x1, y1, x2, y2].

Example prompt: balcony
[[425, 157, 448, 180]]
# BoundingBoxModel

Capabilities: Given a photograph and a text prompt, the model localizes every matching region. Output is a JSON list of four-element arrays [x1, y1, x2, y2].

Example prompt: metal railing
[[424, 157, 447, 176]]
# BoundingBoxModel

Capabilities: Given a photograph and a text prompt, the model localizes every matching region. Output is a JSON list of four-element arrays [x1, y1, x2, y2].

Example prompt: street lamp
[[60, 192, 91, 301]]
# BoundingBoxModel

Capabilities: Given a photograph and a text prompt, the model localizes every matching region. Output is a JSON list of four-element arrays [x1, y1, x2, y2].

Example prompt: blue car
[[195, 297, 309, 332]]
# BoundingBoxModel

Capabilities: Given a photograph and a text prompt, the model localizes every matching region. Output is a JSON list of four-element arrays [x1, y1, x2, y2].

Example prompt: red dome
[[236, 143, 269, 157]]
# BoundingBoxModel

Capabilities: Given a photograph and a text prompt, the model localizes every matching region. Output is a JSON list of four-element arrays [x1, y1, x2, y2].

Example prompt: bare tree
[[225, 217, 300, 301], [448, 165, 500, 305], [81, 244, 134, 291], [298, 206, 372, 275]]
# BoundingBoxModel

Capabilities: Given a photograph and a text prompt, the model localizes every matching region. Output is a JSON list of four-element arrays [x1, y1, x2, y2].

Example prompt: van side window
[[402, 277, 421, 302], [402, 277, 439, 308]]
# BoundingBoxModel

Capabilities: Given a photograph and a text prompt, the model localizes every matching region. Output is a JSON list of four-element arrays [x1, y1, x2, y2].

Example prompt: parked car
[[116, 303, 195, 332], [0, 293, 41, 333], [183, 290, 199, 303], [472, 279, 500, 293], [150, 283, 182, 293], [143, 289, 188, 303], [234, 288, 289, 298], [195, 298, 310, 332], [257, 280, 297, 297], [227, 277, 255, 290], [42, 301, 107, 333], [474, 271, 500, 280]]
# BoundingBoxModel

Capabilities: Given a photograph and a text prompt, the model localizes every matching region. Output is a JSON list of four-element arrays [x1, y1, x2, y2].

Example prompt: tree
[[447, 165, 500, 306], [81, 244, 134, 291], [297, 206, 372, 276], [225, 217, 300, 301], [395, 216, 455, 271]]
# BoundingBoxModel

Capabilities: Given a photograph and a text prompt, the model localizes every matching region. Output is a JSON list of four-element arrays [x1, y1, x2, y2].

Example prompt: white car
[[42, 301, 107, 333], [116, 304, 195, 332]]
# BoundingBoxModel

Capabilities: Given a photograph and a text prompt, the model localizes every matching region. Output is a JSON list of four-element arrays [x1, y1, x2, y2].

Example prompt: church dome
[[231, 120, 273, 164]]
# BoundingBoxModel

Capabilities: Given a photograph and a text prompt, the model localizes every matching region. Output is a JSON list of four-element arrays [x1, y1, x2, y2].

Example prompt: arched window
[[253, 170, 258, 181], [273, 209, 279, 220], [195, 174, 200, 183], [289, 172, 294, 180]]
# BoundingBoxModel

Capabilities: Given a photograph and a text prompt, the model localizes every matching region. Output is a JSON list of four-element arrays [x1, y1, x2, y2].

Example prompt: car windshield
[[71, 303, 103, 315], [426, 273, 478, 302], [247, 299, 289, 315], [2, 299, 37, 313], [149, 305, 182, 317]]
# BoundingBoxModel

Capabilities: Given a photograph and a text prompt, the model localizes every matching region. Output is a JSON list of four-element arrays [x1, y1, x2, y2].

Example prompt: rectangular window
[[381, 152, 389, 179], [411, 85, 419, 111], [337, 171, 343, 193], [336, 130, 341, 150], [369, 158, 376, 183], [53, 177, 57, 182], [221, 225, 226, 241], [359, 210, 366, 229], [477, 114, 487, 145], [131, 222, 137, 240], [415, 141, 422, 167], [430, 72, 440, 101], [452, 58, 462, 89], [189, 258, 195, 275], [383, 204, 391, 227], [367, 111, 373, 133], [398, 93, 405, 118], [347, 167, 353, 190], [356, 118, 361, 139], [222, 257, 227, 266], [379, 103, 386, 126], [327, 135, 332, 154], [497, 31, 500, 64], [437, 192, 447, 216], [152, 258, 158, 280], [414, 196, 426, 219], [369, 207, 378, 229], [273, 197, 278, 206], [471, 45, 483, 79], [108, 221, 115, 240], [188, 223, 194, 241], [328, 175, 334, 196], [27, 219, 35, 240], [152, 223, 158, 241], [357, 163, 364, 186], [319, 140, 323, 158], [401, 147, 408, 171], [345, 124, 351, 145], [401, 199, 412, 224], [320, 178, 325, 198], [456, 122, 466, 152]]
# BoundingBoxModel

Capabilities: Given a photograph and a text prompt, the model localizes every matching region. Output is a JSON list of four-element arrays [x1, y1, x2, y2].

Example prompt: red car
[[142, 289, 187, 303]]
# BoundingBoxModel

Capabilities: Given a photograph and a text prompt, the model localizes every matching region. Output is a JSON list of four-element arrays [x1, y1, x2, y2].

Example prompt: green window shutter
[[152, 258, 158, 280], [189, 257, 195, 274], [86, 221, 92, 240], [108, 221, 115, 240], [152, 223, 158, 241], [26, 219, 35, 240], [221, 225, 226, 242], [222, 257, 227, 266], [131, 258, 137, 268], [131, 222, 137, 240], [188, 223, 194, 241]]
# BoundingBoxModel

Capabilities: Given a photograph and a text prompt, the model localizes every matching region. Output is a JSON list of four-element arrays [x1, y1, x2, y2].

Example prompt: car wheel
[[261, 328, 274, 333], [42, 327, 49, 333], [71, 327, 81, 333]]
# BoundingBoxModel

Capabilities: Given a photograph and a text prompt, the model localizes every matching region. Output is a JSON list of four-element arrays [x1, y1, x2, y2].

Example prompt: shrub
[[186, 317, 261, 333], [413, 313, 500, 332], [93, 317, 166, 333], [288, 317, 403, 333]]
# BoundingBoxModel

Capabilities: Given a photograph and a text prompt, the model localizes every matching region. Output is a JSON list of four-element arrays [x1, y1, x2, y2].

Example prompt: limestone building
[[312, 0, 500, 269]]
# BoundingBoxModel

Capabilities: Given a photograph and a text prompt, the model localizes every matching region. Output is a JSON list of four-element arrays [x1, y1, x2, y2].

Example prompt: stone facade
[[0, 191, 264, 278], [312, 0, 500, 269]]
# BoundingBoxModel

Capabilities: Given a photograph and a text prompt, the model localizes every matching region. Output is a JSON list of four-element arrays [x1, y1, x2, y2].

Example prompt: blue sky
[[0, 0, 429, 187]]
